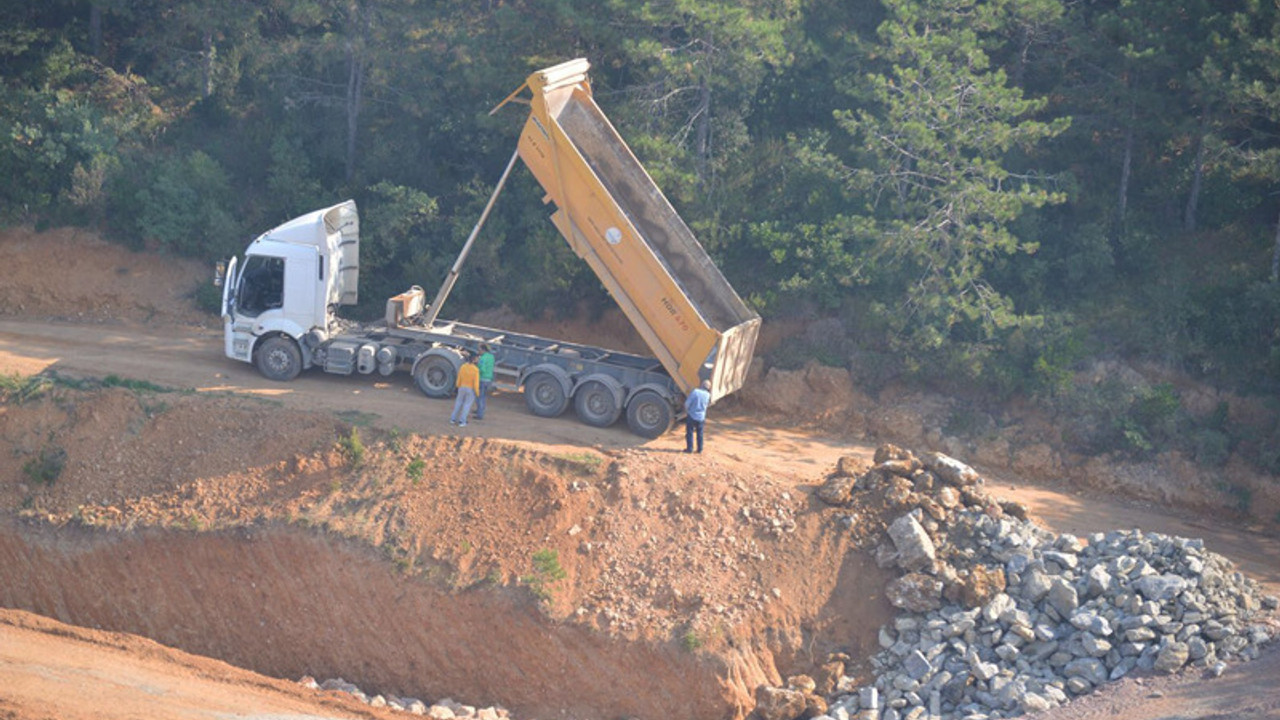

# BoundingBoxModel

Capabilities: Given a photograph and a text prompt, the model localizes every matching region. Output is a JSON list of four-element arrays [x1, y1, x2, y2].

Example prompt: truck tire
[[525, 371, 569, 417], [413, 354, 456, 399], [626, 389, 673, 439], [255, 336, 302, 381], [574, 378, 622, 427]]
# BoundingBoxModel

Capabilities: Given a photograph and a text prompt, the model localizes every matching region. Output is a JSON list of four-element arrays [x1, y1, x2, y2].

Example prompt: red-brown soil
[[0, 225, 1278, 720]]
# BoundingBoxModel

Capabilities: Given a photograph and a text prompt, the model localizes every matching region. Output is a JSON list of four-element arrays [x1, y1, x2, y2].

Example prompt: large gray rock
[[755, 685, 807, 720], [922, 452, 980, 487], [1047, 578, 1080, 617], [1064, 657, 1108, 686], [1081, 633, 1112, 658], [1154, 642, 1190, 673], [1085, 564, 1114, 597], [1070, 611, 1113, 637], [1134, 574, 1189, 602], [903, 650, 933, 680], [982, 593, 1017, 625], [1022, 567, 1054, 603], [887, 514, 936, 571], [886, 573, 944, 613], [817, 473, 857, 506]]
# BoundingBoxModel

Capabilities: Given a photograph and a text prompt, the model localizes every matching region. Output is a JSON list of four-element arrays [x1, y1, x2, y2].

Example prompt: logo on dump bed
[[605, 227, 622, 245], [661, 296, 691, 332]]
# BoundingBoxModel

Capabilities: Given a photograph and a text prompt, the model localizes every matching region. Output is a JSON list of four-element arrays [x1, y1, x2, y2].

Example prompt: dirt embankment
[[0, 385, 901, 719], [1, 224, 1279, 720]]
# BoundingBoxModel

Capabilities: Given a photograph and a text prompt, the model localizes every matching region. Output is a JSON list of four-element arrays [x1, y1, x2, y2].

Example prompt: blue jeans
[[685, 417, 704, 452], [451, 387, 476, 424], [477, 380, 492, 419]]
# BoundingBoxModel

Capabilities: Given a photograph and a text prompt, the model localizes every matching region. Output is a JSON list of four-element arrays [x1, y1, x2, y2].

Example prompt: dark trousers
[[685, 417, 704, 452]]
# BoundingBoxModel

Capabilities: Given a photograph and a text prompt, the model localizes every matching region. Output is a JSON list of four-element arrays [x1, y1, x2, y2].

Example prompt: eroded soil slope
[[0, 384, 901, 719]]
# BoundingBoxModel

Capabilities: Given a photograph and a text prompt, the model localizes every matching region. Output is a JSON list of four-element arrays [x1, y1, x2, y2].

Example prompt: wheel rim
[[626, 390, 671, 438], [583, 385, 610, 415], [424, 363, 448, 391], [634, 399, 662, 427], [265, 347, 292, 374], [526, 373, 567, 416], [575, 380, 620, 426], [533, 378, 558, 406]]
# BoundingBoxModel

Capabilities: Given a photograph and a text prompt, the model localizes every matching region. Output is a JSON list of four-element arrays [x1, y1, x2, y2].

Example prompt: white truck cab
[[221, 200, 359, 379]]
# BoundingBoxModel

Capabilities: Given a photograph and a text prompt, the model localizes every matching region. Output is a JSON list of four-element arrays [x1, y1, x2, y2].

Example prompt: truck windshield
[[235, 255, 285, 317]]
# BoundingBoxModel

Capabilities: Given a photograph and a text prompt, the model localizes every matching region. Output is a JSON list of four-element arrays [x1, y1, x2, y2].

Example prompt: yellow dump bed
[[510, 59, 760, 399]]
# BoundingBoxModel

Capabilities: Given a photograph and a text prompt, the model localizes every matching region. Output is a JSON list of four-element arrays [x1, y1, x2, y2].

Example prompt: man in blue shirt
[[683, 379, 712, 453]]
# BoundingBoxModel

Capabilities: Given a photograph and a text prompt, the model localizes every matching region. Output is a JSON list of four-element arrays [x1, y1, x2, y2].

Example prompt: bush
[[0, 373, 52, 404], [1191, 428, 1232, 468], [193, 281, 223, 315], [339, 427, 365, 466], [23, 446, 66, 485], [131, 151, 240, 258], [521, 548, 567, 600]]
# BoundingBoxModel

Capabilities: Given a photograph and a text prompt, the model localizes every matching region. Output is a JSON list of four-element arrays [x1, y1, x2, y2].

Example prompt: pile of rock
[[300, 676, 512, 719], [813, 445, 1277, 720]]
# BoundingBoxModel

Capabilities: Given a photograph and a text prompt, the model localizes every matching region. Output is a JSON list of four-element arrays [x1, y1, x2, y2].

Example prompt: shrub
[[23, 446, 66, 485], [406, 457, 425, 483], [339, 427, 365, 466], [522, 548, 567, 600], [681, 629, 702, 652], [1191, 428, 1232, 468], [0, 373, 52, 404], [132, 150, 240, 259], [193, 282, 223, 315]]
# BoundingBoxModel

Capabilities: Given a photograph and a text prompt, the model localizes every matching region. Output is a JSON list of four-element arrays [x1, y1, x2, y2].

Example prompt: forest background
[[2, 0, 1280, 478]]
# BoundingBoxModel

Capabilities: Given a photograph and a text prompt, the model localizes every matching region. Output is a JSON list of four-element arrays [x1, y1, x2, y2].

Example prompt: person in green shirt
[[450, 352, 480, 427], [475, 344, 496, 420]]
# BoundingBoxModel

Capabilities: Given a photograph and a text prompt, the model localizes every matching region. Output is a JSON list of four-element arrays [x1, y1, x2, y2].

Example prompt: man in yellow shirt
[[450, 352, 481, 427]]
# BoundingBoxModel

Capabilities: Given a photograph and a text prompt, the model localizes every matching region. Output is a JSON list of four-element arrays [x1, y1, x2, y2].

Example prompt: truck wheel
[[414, 355, 456, 399], [626, 390, 673, 439], [525, 371, 568, 417], [256, 336, 302, 381], [574, 379, 622, 427]]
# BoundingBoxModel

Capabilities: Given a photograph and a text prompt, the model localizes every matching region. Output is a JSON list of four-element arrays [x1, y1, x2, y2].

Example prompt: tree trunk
[[1117, 98, 1134, 226], [344, 3, 368, 184], [1184, 109, 1209, 232], [345, 47, 364, 183], [1271, 209, 1280, 284], [89, 3, 102, 58], [695, 75, 711, 191], [202, 30, 216, 99]]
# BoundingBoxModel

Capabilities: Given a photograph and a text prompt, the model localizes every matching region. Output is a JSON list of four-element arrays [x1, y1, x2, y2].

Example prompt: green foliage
[[22, 446, 66, 485], [193, 281, 222, 315], [406, 457, 425, 484], [1191, 428, 1232, 468], [835, 0, 1070, 357], [1055, 378, 1186, 458], [132, 151, 239, 258], [102, 374, 170, 393], [265, 131, 326, 220], [681, 629, 703, 652], [339, 427, 366, 466], [554, 452, 603, 475], [522, 548, 567, 600], [0, 373, 52, 405]]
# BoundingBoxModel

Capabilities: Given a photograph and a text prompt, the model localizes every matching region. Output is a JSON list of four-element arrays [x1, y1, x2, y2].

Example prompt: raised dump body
[[512, 59, 760, 399]]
